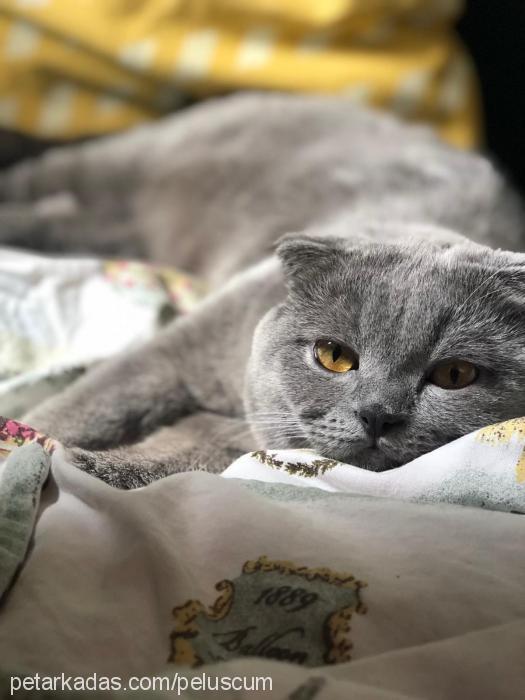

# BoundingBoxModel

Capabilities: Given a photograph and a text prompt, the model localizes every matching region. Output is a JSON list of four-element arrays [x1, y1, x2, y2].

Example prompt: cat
[[0, 93, 524, 487]]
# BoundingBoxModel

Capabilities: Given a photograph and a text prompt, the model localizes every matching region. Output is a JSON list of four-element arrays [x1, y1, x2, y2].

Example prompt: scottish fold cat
[[1, 93, 524, 487]]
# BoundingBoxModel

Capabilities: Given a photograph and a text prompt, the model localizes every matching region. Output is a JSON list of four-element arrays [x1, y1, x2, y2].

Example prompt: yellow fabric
[[0, 0, 481, 148]]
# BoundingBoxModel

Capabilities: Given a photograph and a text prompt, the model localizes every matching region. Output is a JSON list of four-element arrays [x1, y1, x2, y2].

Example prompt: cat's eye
[[429, 360, 478, 390], [314, 340, 358, 373]]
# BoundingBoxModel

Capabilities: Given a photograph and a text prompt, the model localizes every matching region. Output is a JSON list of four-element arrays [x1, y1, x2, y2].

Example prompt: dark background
[[458, 0, 525, 195]]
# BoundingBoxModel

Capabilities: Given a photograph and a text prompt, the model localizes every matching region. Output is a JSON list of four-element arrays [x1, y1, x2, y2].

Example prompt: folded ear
[[276, 234, 348, 293], [482, 252, 525, 312], [500, 260, 525, 299]]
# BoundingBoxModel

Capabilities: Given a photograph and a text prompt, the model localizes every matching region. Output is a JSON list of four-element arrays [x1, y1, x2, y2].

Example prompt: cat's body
[[1, 93, 523, 283], [1, 93, 524, 487]]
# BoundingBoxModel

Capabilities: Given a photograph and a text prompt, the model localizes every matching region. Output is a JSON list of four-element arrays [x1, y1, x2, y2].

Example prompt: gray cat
[[1, 93, 524, 487]]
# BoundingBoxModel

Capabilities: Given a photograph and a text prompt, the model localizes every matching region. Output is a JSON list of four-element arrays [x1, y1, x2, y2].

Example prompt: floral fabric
[[0, 247, 206, 418], [223, 417, 525, 514], [0, 416, 54, 459]]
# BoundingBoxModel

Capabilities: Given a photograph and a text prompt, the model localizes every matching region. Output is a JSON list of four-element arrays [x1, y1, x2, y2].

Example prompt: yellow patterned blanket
[[0, 0, 479, 148]]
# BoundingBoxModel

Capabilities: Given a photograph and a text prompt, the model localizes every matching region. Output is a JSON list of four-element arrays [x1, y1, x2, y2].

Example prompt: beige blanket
[[0, 442, 523, 699]]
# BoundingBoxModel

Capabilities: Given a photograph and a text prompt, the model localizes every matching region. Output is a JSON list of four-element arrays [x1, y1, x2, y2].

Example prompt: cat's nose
[[357, 405, 406, 440]]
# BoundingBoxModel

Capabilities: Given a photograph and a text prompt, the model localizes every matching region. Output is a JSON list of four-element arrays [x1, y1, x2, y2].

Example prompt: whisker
[[247, 421, 302, 427], [245, 411, 299, 419]]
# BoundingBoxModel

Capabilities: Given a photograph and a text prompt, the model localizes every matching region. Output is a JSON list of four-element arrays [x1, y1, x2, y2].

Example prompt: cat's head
[[245, 229, 525, 470]]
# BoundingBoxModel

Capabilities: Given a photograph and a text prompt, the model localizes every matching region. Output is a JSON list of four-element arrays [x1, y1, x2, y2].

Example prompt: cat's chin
[[330, 446, 403, 472], [262, 433, 405, 471]]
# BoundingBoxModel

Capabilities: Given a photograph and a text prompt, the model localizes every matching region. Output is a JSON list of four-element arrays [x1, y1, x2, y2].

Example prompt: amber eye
[[314, 340, 358, 373], [429, 360, 479, 390]]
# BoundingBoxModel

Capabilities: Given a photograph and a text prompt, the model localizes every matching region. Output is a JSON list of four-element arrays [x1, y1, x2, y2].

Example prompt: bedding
[[0, 245, 524, 698], [224, 418, 525, 514], [0, 438, 524, 699], [0, 0, 479, 148], [0, 246, 205, 417]]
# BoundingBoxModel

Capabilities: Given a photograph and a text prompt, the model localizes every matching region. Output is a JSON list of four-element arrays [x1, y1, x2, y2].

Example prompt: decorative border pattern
[[169, 580, 235, 667], [251, 451, 339, 478]]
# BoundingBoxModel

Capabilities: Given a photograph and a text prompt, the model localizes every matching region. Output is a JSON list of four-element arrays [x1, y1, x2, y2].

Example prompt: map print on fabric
[[169, 555, 367, 668]]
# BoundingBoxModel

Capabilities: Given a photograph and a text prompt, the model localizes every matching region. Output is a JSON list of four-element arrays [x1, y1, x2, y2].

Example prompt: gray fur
[[1, 93, 524, 486]]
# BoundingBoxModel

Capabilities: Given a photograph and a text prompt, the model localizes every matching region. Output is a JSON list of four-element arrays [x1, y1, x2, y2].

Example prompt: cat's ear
[[276, 234, 346, 292], [475, 252, 525, 312], [494, 253, 525, 307]]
